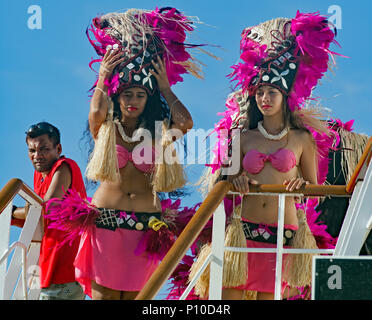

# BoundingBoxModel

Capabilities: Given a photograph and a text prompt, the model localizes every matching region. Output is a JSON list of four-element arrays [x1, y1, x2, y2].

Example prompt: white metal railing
[[183, 153, 372, 300], [0, 241, 28, 300], [0, 180, 43, 300], [182, 189, 356, 300]]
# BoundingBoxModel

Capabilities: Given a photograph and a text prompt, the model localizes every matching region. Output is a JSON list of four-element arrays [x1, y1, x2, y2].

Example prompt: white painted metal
[[334, 161, 372, 256], [367, 215, 372, 231], [25, 243, 41, 300], [225, 247, 334, 254], [274, 194, 286, 300], [0, 202, 12, 299], [1, 202, 42, 300], [185, 156, 372, 300], [18, 189, 41, 207], [311, 253, 317, 300], [13, 241, 41, 300], [0, 242, 28, 300], [209, 204, 226, 300], [185, 192, 341, 300], [179, 253, 212, 300]]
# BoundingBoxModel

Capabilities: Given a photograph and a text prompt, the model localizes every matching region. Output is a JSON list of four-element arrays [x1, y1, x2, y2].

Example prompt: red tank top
[[34, 156, 87, 288]]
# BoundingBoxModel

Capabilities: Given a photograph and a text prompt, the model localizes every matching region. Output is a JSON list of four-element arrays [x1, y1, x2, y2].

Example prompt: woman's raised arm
[[89, 47, 124, 138]]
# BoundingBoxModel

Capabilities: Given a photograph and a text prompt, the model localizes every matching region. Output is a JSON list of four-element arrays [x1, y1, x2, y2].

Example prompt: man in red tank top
[[12, 122, 86, 300]]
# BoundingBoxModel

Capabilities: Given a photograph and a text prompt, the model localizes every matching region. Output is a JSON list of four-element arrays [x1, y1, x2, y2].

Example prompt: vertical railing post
[[3, 204, 42, 299], [274, 194, 286, 300], [209, 203, 226, 300], [135, 181, 232, 300], [334, 160, 372, 256], [0, 202, 12, 299]]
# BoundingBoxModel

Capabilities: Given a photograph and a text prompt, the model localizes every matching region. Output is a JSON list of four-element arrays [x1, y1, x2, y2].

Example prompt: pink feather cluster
[[309, 125, 340, 185], [134, 227, 176, 262], [135, 198, 201, 261], [165, 195, 337, 300], [166, 255, 200, 300], [86, 18, 120, 96], [87, 7, 197, 96], [206, 94, 241, 173], [296, 199, 337, 249], [45, 189, 99, 248], [145, 7, 194, 86], [287, 11, 340, 111], [329, 118, 355, 132], [228, 30, 268, 96], [229, 11, 339, 111]]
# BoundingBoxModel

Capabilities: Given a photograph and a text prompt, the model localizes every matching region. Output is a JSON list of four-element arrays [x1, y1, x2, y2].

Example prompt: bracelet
[[95, 87, 107, 96]]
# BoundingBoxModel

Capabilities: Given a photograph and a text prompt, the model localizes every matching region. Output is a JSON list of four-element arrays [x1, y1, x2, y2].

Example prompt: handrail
[[247, 184, 350, 196], [135, 180, 232, 300], [135, 182, 351, 300], [0, 178, 43, 213], [0, 241, 28, 300], [0, 178, 43, 300]]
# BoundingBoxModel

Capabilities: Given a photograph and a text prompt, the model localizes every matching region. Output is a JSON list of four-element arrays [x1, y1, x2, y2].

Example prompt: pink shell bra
[[242, 148, 296, 174], [116, 144, 155, 173]]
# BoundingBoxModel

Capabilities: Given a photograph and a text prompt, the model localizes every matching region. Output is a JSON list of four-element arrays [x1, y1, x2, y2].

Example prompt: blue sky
[[1, 0, 371, 298]]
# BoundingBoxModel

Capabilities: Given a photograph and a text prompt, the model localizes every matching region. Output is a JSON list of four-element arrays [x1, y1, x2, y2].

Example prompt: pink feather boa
[[134, 199, 201, 261], [45, 189, 100, 248], [206, 94, 241, 174]]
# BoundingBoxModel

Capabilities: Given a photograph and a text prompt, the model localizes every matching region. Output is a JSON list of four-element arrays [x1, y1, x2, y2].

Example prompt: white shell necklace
[[257, 121, 289, 141], [115, 120, 145, 144]]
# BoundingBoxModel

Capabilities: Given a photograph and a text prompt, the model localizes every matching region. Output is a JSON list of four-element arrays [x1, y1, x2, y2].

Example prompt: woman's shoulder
[[290, 127, 311, 137], [241, 127, 259, 138], [289, 128, 314, 145]]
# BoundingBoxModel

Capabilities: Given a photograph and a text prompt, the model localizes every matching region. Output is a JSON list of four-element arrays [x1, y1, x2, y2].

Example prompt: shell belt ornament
[[95, 209, 162, 232], [148, 216, 168, 231]]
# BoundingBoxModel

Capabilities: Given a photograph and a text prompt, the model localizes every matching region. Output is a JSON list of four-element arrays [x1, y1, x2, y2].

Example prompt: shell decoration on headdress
[[205, 11, 342, 176], [87, 7, 210, 96], [229, 11, 341, 111]]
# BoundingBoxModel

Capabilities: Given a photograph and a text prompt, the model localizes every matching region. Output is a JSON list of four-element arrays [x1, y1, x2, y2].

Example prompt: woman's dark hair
[[81, 88, 188, 198], [112, 89, 171, 136], [247, 95, 310, 133]]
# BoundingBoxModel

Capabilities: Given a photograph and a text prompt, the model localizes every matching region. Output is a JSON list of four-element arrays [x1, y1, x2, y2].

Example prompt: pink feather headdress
[[206, 11, 342, 175], [86, 7, 209, 96], [229, 11, 341, 111]]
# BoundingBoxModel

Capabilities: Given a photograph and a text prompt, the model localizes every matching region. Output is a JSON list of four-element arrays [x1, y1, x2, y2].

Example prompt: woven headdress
[[87, 7, 206, 96], [229, 11, 339, 111], [202, 11, 340, 179], [86, 7, 212, 187]]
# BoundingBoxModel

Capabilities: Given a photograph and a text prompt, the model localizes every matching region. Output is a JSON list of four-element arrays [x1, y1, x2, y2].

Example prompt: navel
[[127, 192, 136, 199]]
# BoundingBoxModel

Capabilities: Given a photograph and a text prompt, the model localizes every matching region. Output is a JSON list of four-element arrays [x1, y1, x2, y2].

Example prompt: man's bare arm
[[12, 163, 72, 221]]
